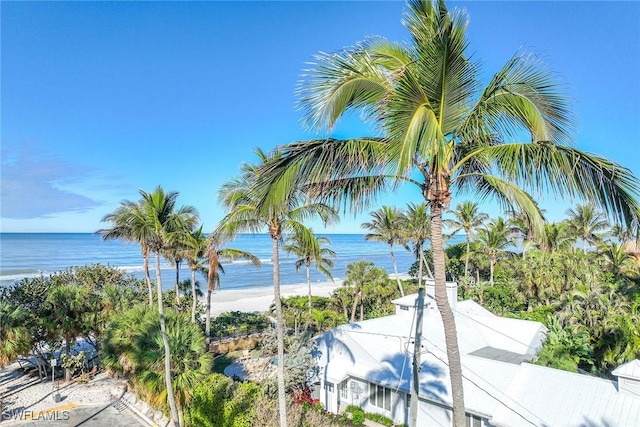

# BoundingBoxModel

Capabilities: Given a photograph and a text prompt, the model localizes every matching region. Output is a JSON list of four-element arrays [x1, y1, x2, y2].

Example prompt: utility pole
[[410, 287, 425, 426]]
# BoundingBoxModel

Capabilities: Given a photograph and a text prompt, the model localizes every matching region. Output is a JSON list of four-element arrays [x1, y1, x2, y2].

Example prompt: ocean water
[[0, 233, 448, 291]]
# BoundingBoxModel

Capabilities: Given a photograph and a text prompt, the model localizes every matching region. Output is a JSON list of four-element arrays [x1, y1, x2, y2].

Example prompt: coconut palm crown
[[255, 1, 640, 425], [362, 205, 407, 296]]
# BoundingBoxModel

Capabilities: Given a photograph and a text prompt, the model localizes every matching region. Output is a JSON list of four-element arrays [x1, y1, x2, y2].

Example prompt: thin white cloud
[[1, 142, 102, 219]]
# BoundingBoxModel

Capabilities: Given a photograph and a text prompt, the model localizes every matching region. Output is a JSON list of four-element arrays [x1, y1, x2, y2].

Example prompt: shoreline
[[205, 273, 412, 317], [206, 279, 344, 317]]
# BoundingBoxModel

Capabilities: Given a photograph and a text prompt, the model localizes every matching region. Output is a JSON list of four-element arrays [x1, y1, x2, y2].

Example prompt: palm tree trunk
[[389, 244, 404, 296], [143, 247, 153, 306], [489, 258, 495, 285], [271, 235, 288, 427], [65, 337, 71, 382], [155, 251, 180, 427], [306, 263, 312, 310], [191, 269, 197, 323], [431, 205, 465, 427], [177, 398, 185, 427], [350, 290, 360, 323], [175, 261, 180, 304], [421, 250, 434, 280], [205, 288, 212, 350], [464, 236, 470, 278]]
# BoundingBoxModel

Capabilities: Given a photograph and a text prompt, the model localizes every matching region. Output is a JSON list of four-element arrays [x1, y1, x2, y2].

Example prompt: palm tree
[[98, 200, 154, 306], [204, 233, 261, 346], [218, 150, 338, 427], [284, 230, 336, 309], [447, 201, 488, 275], [566, 204, 609, 253], [139, 186, 198, 427], [102, 307, 211, 427], [539, 222, 575, 253], [362, 206, 407, 296], [256, 1, 640, 424], [475, 218, 511, 285], [138, 311, 212, 427], [609, 223, 634, 245], [182, 225, 209, 323], [164, 243, 187, 305], [598, 240, 636, 279], [404, 202, 433, 286]]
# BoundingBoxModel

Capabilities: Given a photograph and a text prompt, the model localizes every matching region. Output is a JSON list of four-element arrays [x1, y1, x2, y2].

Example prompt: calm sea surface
[[0, 233, 460, 291]]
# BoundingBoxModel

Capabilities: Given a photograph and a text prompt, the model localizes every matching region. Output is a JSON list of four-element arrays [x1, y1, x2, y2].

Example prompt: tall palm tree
[[203, 233, 261, 346], [182, 225, 208, 323], [446, 201, 488, 275], [256, 1, 640, 424], [163, 243, 187, 305], [362, 206, 407, 296], [404, 202, 433, 286], [475, 218, 511, 285], [284, 230, 336, 309], [98, 200, 154, 306], [566, 204, 610, 253], [218, 150, 338, 427], [139, 186, 198, 427]]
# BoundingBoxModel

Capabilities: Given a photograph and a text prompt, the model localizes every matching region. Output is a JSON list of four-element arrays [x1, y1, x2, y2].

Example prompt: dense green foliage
[[102, 306, 212, 420], [209, 311, 270, 340], [188, 373, 262, 427], [439, 203, 640, 376], [0, 264, 144, 371]]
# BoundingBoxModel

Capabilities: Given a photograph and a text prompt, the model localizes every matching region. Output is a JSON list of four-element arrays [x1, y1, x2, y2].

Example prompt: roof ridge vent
[[612, 359, 640, 397]]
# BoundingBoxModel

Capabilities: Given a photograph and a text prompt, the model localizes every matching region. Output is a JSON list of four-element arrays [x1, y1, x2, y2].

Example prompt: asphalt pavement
[[2, 402, 147, 427]]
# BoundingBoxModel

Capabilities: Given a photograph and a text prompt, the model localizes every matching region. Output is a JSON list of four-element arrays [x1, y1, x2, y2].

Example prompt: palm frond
[[458, 52, 574, 145], [467, 142, 640, 227], [455, 172, 546, 238], [297, 45, 391, 132], [257, 138, 394, 214]]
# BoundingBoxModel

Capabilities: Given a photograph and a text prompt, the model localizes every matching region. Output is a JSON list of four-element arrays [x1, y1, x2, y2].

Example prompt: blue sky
[[2, 1, 639, 233]]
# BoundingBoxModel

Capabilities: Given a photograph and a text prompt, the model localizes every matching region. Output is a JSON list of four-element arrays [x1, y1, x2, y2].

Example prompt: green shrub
[[342, 405, 365, 425], [364, 411, 394, 426], [189, 374, 233, 427], [210, 311, 270, 340], [189, 374, 262, 427]]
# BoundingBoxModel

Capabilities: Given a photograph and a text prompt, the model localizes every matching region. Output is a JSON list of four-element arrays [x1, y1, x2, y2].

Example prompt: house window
[[324, 382, 334, 393], [400, 305, 409, 311], [466, 413, 482, 427], [369, 383, 391, 411], [340, 381, 349, 400]]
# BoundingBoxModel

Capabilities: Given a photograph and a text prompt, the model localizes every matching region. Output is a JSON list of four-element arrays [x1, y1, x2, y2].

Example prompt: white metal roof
[[612, 359, 640, 380], [491, 363, 640, 426], [316, 298, 640, 426]]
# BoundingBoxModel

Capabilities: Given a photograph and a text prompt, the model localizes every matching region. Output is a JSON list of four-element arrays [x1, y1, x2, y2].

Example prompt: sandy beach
[[207, 279, 344, 317], [206, 273, 412, 317]]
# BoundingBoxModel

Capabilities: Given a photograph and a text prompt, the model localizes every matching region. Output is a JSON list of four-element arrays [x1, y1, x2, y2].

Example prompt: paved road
[[2, 403, 147, 427]]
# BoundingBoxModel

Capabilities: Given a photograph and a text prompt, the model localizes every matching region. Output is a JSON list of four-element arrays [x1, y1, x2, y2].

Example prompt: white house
[[314, 282, 640, 426]]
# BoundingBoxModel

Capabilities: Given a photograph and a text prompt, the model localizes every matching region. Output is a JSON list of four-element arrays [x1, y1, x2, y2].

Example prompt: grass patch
[[364, 412, 395, 426]]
